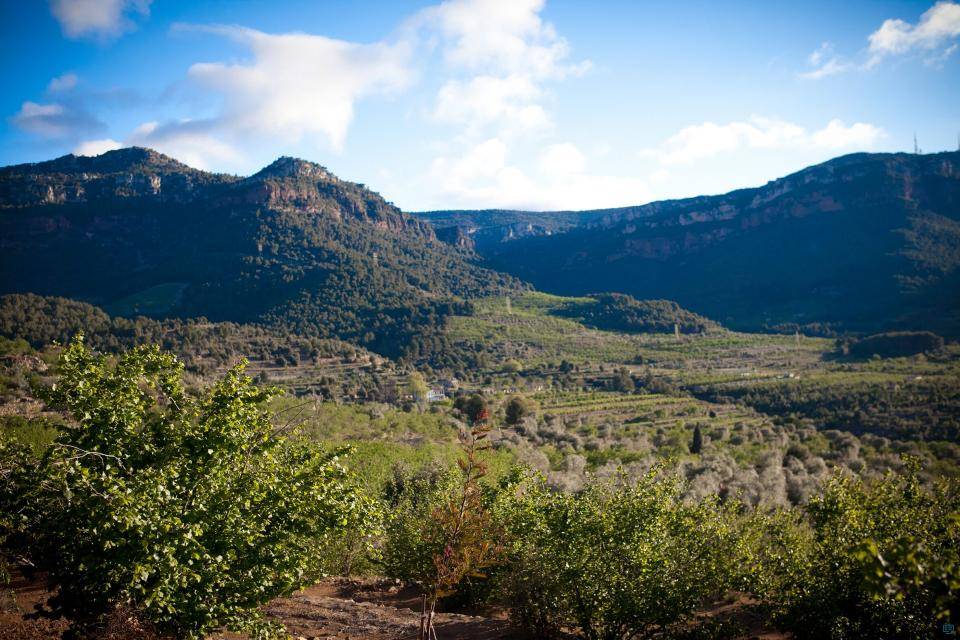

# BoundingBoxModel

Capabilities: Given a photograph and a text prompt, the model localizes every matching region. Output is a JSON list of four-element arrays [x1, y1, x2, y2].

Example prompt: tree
[[503, 359, 523, 374], [611, 368, 635, 393], [407, 371, 430, 408], [418, 422, 502, 639], [454, 393, 489, 426], [505, 395, 537, 426], [690, 424, 703, 454], [16, 337, 374, 638]]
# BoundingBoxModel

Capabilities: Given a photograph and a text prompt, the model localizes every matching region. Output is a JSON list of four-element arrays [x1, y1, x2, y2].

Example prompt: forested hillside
[[437, 152, 960, 337], [0, 148, 523, 360]]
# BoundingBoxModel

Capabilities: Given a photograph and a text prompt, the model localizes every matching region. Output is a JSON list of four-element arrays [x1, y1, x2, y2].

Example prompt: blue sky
[[1, 0, 958, 210]]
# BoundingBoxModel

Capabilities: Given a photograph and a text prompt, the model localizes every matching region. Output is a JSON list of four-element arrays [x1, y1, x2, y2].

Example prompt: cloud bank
[[49, 0, 152, 40], [643, 117, 885, 166]]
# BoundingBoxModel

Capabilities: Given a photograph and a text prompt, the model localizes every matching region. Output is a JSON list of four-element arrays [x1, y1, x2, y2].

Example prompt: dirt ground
[[0, 573, 516, 640], [1, 572, 789, 639], [242, 577, 516, 640]]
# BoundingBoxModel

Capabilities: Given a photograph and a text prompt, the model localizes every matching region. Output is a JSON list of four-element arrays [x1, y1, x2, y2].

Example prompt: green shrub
[[501, 470, 741, 639], [381, 462, 456, 586], [767, 470, 959, 639], [9, 337, 375, 638], [505, 395, 538, 426]]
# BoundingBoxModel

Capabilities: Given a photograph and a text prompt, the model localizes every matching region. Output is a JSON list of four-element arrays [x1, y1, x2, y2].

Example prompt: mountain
[[0, 148, 523, 361], [412, 209, 610, 253], [461, 152, 960, 336]]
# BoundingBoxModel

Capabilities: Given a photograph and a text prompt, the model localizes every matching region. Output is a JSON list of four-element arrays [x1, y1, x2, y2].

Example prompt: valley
[[1, 149, 958, 640]]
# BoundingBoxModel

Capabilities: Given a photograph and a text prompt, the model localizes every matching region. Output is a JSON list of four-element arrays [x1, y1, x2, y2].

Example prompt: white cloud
[[868, 0, 960, 60], [810, 119, 886, 149], [418, 0, 587, 139], [47, 73, 78, 93], [430, 138, 648, 209], [800, 44, 856, 79], [538, 142, 586, 177], [73, 138, 124, 155], [49, 0, 152, 40], [644, 117, 884, 166], [181, 25, 412, 152], [804, 1, 960, 77], [26, 0, 602, 204], [126, 119, 243, 170], [414, 0, 587, 79], [416, 0, 598, 209], [9, 100, 104, 139], [808, 42, 832, 66], [434, 74, 550, 133], [925, 41, 959, 66]]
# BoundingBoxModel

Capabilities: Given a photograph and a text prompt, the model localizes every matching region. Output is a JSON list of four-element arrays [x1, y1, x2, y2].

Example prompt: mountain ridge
[[0, 148, 522, 361], [413, 151, 960, 238], [470, 151, 960, 335]]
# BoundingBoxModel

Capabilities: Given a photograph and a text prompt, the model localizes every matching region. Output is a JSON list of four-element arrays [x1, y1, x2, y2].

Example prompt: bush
[[501, 470, 741, 639], [381, 463, 456, 586], [505, 395, 538, 426], [764, 469, 960, 639], [8, 337, 375, 638], [381, 424, 504, 639]]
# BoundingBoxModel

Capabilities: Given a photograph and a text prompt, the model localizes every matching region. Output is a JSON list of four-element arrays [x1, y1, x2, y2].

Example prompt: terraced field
[[439, 293, 960, 497]]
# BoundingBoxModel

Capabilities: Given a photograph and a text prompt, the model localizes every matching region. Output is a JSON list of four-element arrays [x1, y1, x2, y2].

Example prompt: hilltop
[[0, 148, 522, 360]]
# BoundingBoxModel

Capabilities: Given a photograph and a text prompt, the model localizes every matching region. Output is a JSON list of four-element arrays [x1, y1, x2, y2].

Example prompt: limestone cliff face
[[564, 152, 960, 262], [0, 148, 231, 207], [237, 157, 433, 236], [481, 151, 960, 335], [0, 148, 433, 239]]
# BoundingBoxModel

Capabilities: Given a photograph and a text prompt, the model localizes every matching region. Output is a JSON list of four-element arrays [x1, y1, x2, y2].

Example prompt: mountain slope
[[475, 152, 960, 335], [412, 208, 610, 252], [0, 148, 523, 360]]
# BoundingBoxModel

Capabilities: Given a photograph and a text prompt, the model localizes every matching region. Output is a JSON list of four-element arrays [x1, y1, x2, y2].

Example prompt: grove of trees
[[1, 339, 958, 639]]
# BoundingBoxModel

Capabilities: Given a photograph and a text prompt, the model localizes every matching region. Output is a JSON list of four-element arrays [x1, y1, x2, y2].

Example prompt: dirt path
[[252, 578, 515, 640], [1, 574, 517, 640], [2, 573, 788, 639]]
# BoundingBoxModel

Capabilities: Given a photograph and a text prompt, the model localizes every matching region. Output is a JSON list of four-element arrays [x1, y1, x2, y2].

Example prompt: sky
[[1, 0, 959, 211]]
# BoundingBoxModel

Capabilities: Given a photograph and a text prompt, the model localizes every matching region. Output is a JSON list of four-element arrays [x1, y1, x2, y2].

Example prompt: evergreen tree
[[690, 424, 703, 454]]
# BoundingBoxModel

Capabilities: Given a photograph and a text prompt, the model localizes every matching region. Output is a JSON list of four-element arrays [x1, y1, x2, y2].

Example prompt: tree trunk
[[427, 597, 438, 640], [419, 594, 427, 640]]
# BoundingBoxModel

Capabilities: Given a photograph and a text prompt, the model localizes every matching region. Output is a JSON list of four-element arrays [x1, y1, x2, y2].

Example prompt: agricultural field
[[2, 291, 959, 639]]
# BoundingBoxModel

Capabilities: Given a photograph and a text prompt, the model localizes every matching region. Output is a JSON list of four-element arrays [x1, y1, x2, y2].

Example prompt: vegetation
[[0, 293, 370, 371], [501, 469, 741, 639], [0, 149, 525, 363], [0, 335, 958, 638], [481, 152, 960, 337], [841, 331, 945, 358], [504, 395, 538, 426], [1, 144, 959, 637], [558, 293, 719, 334], [761, 470, 960, 638], [0, 337, 373, 638]]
